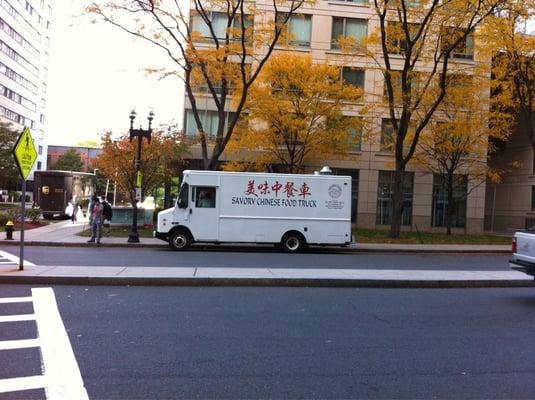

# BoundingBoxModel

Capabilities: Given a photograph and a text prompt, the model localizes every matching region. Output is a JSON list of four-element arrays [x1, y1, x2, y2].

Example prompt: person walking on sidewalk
[[71, 196, 79, 224], [101, 195, 113, 236], [88, 197, 104, 244]]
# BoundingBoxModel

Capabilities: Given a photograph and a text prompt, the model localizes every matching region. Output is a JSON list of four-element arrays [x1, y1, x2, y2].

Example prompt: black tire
[[169, 230, 191, 251], [281, 231, 305, 253], [43, 213, 53, 220]]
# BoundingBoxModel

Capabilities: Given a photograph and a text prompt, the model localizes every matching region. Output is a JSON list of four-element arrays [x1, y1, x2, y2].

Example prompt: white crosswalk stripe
[[0, 250, 35, 266], [0, 288, 89, 399]]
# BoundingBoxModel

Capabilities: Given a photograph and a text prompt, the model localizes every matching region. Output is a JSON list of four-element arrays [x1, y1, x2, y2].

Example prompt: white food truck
[[155, 170, 353, 252]]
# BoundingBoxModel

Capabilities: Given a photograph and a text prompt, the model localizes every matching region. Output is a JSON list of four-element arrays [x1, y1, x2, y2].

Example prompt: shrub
[[27, 207, 41, 224], [0, 213, 8, 227], [6, 208, 19, 223]]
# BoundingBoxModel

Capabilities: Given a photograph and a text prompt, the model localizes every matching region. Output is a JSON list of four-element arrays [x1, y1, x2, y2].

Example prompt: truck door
[[190, 186, 218, 241]]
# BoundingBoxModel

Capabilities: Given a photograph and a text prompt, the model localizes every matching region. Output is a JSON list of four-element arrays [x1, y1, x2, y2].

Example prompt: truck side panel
[[217, 173, 351, 245], [219, 217, 349, 244]]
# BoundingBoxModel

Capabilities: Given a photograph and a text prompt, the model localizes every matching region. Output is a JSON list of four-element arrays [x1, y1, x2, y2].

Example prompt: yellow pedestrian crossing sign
[[12, 127, 37, 181]]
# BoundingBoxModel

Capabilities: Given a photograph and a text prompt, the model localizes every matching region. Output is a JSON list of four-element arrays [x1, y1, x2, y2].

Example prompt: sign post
[[12, 127, 37, 271]]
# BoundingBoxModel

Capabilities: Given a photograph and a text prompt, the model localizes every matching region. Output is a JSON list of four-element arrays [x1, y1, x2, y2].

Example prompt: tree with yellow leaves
[[412, 73, 509, 234], [356, 0, 508, 238], [95, 131, 187, 207], [481, 0, 535, 150], [88, 0, 313, 171], [225, 53, 364, 173]]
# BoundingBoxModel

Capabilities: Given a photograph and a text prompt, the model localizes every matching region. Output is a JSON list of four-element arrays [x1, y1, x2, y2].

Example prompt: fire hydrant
[[5, 220, 14, 240]]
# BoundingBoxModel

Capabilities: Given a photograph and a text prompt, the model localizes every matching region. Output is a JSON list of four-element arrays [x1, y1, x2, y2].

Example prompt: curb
[[0, 240, 512, 253], [0, 240, 168, 249], [0, 275, 532, 288]]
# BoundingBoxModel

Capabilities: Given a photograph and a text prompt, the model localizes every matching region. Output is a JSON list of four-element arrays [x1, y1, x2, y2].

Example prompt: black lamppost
[[127, 109, 154, 243]]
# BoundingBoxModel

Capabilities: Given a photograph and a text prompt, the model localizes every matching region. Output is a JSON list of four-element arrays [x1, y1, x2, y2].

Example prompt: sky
[[45, 1, 184, 146]]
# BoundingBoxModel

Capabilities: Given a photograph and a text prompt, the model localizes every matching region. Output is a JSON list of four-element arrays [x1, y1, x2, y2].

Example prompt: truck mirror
[[176, 183, 189, 209]]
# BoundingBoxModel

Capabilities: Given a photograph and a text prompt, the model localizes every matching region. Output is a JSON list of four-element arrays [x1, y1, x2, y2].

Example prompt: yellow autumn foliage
[[226, 53, 364, 173]]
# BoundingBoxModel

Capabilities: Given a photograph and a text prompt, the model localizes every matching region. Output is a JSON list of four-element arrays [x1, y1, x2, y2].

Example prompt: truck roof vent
[[319, 166, 332, 175]]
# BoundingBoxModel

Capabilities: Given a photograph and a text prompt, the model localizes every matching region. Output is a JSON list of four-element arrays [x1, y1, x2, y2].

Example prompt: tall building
[[184, 0, 490, 233], [0, 0, 53, 178]]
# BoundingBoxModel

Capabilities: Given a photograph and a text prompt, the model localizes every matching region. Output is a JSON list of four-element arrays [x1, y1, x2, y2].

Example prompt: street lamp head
[[130, 109, 137, 120], [147, 110, 155, 134]]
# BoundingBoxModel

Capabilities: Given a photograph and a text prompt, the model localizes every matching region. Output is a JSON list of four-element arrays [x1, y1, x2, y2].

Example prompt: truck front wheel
[[281, 231, 306, 253], [169, 230, 191, 251]]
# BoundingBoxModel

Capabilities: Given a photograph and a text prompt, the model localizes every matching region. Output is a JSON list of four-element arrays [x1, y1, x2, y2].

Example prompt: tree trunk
[[389, 168, 405, 238], [445, 173, 454, 236]]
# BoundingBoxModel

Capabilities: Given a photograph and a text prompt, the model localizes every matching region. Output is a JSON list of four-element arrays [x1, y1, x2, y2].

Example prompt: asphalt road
[[0, 245, 511, 270], [2, 284, 535, 399]]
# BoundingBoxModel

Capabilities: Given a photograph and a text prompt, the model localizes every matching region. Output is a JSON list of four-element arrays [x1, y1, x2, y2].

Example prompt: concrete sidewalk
[[0, 264, 532, 288], [0, 220, 513, 253], [0, 220, 524, 288]]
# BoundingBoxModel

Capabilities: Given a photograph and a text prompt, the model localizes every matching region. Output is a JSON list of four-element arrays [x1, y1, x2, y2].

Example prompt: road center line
[[0, 313, 35, 322], [31, 288, 89, 400], [0, 375, 46, 394]]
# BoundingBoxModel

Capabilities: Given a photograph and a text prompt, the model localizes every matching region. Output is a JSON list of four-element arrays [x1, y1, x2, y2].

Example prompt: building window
[[380, 119, 413, 154], [38, 145, 42, 155], [441, 28, 474, 60], [0, 61, 38, 94], [277, 13, 312, 47], [331, 17, 367, 50], [191, 11, 253, 42], [341, 67, 365, 89], [376, 171, 413, 225], [387, 22, 421, 55], [380, 119, 395, 152], [432, 174, 467, 228], [346, 116, 362, 151], [37, 161, 42, 170], [184, 109, 236, 139], [0, 39, 39, 77]]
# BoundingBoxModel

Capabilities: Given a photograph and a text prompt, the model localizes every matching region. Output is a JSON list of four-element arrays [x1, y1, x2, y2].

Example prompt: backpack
[[102, 201, 113, 221]]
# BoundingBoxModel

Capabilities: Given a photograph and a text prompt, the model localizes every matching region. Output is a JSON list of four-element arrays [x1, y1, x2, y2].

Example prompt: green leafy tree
[[52, 149, 84, 172], [0, 123, 21, 189]]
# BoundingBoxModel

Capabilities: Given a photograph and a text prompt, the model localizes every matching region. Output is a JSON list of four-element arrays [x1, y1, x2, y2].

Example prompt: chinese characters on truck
[[232, 180, 317, 208]]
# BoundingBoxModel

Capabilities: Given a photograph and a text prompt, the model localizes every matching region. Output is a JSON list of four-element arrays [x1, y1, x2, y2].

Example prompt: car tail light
[[512, 237, 517, 253]]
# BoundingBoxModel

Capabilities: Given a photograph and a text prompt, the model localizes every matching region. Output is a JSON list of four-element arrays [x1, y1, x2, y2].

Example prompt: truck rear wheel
[[281, 231, 306, 253], [169, 230, 191, 251]]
